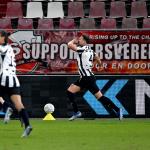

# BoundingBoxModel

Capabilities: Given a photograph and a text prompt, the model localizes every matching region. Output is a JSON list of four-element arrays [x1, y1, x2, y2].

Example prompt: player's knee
[[94, 91, 103, 99]]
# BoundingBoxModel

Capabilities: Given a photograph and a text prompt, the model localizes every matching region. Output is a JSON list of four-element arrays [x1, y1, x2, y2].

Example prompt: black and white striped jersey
[[0, 44, 20, 87], [76, 45, 95, 77]]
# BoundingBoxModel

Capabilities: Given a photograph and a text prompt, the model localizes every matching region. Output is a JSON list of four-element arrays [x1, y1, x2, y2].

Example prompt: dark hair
[[0, 30, 10, 45], [82, 34, 90, 43]]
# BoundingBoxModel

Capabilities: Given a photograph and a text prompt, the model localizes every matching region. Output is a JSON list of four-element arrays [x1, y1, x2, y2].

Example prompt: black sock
[[2, 101, 11, 112], [67, 90, 78, 113], [19, 108, 30, 128], [98, 96, 119, 113]]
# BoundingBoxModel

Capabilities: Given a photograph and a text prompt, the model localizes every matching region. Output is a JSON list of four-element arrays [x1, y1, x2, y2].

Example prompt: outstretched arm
[[67, 38, 78, 51]]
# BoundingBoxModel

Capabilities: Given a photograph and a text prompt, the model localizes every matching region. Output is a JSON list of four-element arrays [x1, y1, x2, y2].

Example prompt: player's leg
[[67, 80, 82, 121], [88, 77, 123, 120], [0, 86, 13, 123], [67, 83, 81, 113], [10, 94, 32, 137]]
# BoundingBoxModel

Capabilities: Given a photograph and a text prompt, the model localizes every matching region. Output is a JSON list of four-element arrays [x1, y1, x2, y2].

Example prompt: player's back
[[0, 44, 16, 76]]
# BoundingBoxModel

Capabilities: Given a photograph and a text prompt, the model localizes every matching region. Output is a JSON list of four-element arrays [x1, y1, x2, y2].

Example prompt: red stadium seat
[[110, 1, 126, 18], [89, 2, 106, 18], [100, 18, 116, 29], [18, 18, 33, 29], [131, 1, 147, 18], [59, 18, 76, 29], [0, 18, 12, 29], [143, 18, 150, 28], [0, 3, 7, 18], [79, 18, 96, 29], [122, 18, 137, 29], [5, 2, 23, 18], [37, 19, 54, 29], [67, 2, 84, 18]]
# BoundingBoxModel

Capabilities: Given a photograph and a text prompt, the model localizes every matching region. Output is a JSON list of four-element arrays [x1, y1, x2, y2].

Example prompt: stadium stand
[[45, 2, 64, 18], [88, 2, 106, 18], [0, 18, 12, 29], [109, 1, 126, 18], [143, 18, 150, 28], [25, 2, 43, 18], [37, 18, 54, 29], [67, 2, 84, 18], [79, 18, 96, 29], [122, 18, 137, 29], [131, 1, 147, 18], [0, 0, 150, 29], [100, 18, 116, 29], [5, 2, 23, 18], [17, 18, 33, 29], [59, 18, 75, 29]]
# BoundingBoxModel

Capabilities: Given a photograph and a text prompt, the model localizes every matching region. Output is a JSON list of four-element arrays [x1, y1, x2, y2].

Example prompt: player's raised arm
[[67, 38, 78, 51], [94, 53, 102, 67]]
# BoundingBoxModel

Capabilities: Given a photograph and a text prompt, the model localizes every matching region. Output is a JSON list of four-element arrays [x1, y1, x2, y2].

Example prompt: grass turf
[[0, 119, 150, 150]]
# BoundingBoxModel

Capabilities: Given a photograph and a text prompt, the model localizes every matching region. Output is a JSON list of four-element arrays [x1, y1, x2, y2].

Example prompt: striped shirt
[[0, 44, 20, 87], [76, 45, 95, 77]]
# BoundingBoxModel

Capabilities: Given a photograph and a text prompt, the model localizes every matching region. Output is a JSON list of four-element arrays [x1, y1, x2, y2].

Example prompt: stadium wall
[[18, 75, 150, 118]]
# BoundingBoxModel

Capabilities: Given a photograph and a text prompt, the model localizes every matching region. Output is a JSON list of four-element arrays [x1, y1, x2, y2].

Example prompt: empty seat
[[89, 2, 106, 18], [0, 18, 12, 29], [5, 2, 23, 18], [26, 2, 43, 18], [18, 18, 33, 29], [131, 1, 147, 18], [122, 18, 137, 29], [110, 1, 126, 18], [59, 18, 75, 29], [46, 2, 64, 18], [143, 18, 150, 28], [79, 18, 96, 29], [100, 18, 116, 29], [38, 18, 54, 29], [0, 3, 7, 18], [36, 19, 53, 36], [68, 2, 84, 18]]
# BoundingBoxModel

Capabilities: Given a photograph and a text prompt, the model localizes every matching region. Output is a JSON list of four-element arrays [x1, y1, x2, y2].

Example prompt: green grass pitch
[[0, 119, 150, 150]]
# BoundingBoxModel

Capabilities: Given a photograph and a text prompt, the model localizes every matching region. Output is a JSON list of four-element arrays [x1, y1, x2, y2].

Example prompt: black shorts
[[74, 76, 99, 94], [0, 85, 21, 97]]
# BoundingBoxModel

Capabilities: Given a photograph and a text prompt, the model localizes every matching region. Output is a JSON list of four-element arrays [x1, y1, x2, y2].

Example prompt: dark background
[[13, 75, 150, 118]]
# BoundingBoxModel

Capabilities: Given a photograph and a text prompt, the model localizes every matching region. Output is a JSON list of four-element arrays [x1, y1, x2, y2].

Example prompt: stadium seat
[[18, 18, 33, 29], [122, 18, 137, 29], [143, 18, 150, 28], [131, 1, 147, 18], [79, 18, 96, 29], [0, 18, 12, 29], [100, 18, 116, 29], [45, 2, 64, 18], [0, 3, 7, 18], [89, 2, 106, 18], [110, 1, 126, 18], [36, 18, 53, 36], [37, 19, 54, 29], [59, 18, 76, 29], [5, 2, 23, 18], [67, 2, 84, 18], [25, 2, 43, 18]]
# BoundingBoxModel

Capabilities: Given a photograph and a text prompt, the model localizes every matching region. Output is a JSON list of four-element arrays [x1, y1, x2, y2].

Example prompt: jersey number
[[89, 55, 93, 62]]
